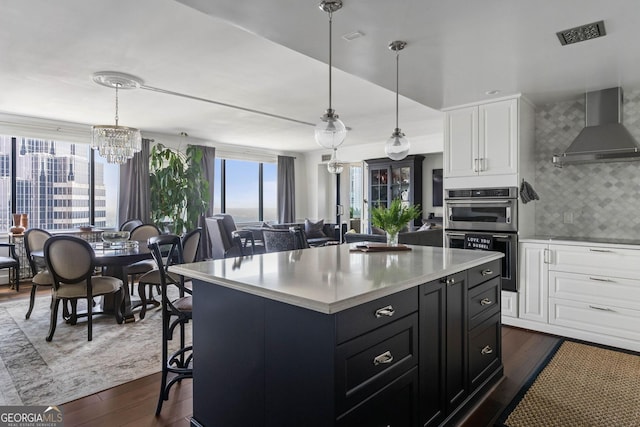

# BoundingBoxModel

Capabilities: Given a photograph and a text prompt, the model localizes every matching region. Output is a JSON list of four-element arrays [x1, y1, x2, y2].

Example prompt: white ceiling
[[2, 0, 640, 153]]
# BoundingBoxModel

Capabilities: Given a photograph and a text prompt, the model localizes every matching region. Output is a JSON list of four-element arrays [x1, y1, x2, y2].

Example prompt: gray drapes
[[277, 156, 295, 224], [196, 145, 216, 260], [118, 138, 151, 225]]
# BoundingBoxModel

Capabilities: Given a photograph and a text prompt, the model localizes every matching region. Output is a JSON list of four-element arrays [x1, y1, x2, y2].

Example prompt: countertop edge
[[170, 252, 503, 314], [520, 236, 640, 250]]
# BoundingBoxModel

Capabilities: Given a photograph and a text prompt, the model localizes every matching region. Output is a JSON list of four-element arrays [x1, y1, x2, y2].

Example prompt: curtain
[[196, 145, 216, 260], [277, 156, 295, 224], [118, 138, 151, 225]]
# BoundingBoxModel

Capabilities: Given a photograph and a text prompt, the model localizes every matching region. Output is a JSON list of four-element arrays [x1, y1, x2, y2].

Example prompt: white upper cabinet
[[443, 96, 534, 189], [445, 98, 517, 178]]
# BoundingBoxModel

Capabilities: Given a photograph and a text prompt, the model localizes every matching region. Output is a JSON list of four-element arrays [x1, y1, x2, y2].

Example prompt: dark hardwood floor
[[1, 283, 561, 427]]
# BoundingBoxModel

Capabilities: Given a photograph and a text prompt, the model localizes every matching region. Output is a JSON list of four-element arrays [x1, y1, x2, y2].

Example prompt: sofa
[[254, 220, 339, 246], [344, 228, 443, 247]]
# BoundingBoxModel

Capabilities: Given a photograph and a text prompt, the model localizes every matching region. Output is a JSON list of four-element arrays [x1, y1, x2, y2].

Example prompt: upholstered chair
[[125, 224, 161, 293], [0, 243, 19, 291], [120, 218, 143, 232], [263, 229, 298, 253], [44, 235, 124, 341], [23, 228, 54, 319]]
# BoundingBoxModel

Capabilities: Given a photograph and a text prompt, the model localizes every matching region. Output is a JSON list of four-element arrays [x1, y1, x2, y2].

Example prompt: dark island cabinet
[[420, 266, 503, 427], [190, 261, 502, 427]]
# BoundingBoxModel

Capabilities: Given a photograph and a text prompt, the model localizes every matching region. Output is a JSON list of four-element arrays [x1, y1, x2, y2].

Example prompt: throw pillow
[[371, 226, 386, 235], [418, 223, 432, 231], [305, 219, 326, 238]]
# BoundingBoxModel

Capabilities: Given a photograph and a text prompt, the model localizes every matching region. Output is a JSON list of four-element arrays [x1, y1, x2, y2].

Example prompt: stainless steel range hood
[[552, 87, 640, 167]]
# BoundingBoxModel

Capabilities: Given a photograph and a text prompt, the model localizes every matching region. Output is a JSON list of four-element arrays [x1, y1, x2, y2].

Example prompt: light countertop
[[169, 244, 503, 314]]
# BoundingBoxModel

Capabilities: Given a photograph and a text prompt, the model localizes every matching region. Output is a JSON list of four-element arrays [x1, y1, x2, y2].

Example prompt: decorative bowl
[[101, 231, 130, 244]]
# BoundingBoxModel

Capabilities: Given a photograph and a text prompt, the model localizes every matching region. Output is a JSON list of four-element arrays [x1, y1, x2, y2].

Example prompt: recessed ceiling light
[[485, 90, 501, 95], [342, 30, 364, 41]]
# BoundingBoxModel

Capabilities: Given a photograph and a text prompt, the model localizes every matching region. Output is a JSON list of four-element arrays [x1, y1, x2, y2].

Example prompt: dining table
[[32, 240, 154, 323]]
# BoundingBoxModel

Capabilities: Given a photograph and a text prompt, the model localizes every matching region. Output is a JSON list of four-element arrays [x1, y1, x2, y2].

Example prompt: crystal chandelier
[[385, 41, 410, 161], [91, 72, 143, 164], [315, 0, 347, 150]]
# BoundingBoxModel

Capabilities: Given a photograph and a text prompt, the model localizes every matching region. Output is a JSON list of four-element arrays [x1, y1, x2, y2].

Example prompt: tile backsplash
[[535, 89, 640, 239]]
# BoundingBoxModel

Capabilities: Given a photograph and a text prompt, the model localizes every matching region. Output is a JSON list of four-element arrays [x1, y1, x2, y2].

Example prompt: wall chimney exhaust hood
[[553, 87, 640, 167]]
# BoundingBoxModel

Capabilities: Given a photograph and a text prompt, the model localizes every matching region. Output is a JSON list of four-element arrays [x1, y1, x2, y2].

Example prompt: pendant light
[[327, 148, 345, 174], [91, 72, 143, 165], [385, 41, 410, 161], [315, 0, 347, 150]]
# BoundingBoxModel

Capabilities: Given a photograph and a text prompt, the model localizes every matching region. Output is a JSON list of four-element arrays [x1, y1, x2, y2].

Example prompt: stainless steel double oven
[[444, 187, 518, 292]]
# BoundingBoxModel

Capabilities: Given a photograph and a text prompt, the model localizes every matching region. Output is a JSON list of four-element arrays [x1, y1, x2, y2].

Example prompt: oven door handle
[[446, 232, 466, 237], [445, 200, 513, 204]]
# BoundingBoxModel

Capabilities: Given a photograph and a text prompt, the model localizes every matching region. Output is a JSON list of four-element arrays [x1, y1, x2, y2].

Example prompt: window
[[213, 158, 277, 223], [0, 135, 120, 231]]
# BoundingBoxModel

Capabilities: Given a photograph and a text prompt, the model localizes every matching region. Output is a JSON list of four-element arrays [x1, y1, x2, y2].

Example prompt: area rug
[[496, 340, 640, 427], [0, 290, 190, 406]]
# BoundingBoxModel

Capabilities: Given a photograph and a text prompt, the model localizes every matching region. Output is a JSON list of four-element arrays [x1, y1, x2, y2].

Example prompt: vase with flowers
[[370, 199, 421, 246]]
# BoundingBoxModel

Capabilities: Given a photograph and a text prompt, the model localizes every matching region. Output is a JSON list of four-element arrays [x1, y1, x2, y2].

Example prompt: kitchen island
[[170, 244, 504, 427]]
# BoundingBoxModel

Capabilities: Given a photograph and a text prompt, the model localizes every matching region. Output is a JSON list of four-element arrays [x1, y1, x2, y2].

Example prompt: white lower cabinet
[[518, 243, 548, 323], [501, 291, 518, 318], [515, 240, 640, 351]]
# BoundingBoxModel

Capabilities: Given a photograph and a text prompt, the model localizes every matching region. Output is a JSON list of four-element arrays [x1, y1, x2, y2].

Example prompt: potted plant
[[370, 199, 421, 245], [150, 143, 210, 234]]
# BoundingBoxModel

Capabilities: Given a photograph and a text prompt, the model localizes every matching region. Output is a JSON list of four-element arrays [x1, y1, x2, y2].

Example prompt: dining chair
[[120, 218, 143, 232], [125, 223, 161, 293], [0, 243, 19, 291], [137, 228, 202, 319], [147, 234, 193, 415], [44, 235, 124, 341], [23, 228, 54, 319]]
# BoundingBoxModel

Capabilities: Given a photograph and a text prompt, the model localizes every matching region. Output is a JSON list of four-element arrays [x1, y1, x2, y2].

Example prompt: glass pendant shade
[[316, 0, 347, 149], [315, 109, 347, 149], [385, 128, 410, 161], [327, 148, 344, 174], [386, 41, 410, 161]]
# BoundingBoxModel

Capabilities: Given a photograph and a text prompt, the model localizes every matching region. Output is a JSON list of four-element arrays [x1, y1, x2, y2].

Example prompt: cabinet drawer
[[335, 313, 418, 414], [549, 271, 640, 310], [336, 366, 419, 427], [549, 298, 640, 342], [550, 244, 640, 280], [467, 259, 501, 289], [468, 314, 501, 390], [468, 277, 500, 329], [336, 287, 418, 344]]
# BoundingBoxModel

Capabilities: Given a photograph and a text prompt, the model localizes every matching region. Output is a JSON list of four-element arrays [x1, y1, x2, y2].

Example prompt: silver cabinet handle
[[479, 157, 485, 172], [375, 305, 395, 318], [481, 345, 493, 355], [589, 305, 616, 312], [481, 269, 493, 276], [473, 158, 479, 173], [589, 277, 615, 283], [373, 351, 394, 366], [589, 248, 612, 253], [480, 298, 493, 306]]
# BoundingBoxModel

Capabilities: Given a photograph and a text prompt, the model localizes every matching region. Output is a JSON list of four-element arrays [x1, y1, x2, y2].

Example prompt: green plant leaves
[[370, 199, 421, 235], [150, 143, 210, 234]]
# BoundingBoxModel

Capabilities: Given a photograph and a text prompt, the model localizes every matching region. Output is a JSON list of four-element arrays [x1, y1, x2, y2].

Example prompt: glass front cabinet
[[365, 155, 424, 230]]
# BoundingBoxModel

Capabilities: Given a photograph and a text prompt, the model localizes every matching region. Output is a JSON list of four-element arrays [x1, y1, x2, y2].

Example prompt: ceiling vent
[[557, 20, 606, 45]]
